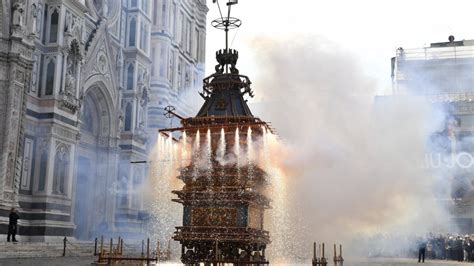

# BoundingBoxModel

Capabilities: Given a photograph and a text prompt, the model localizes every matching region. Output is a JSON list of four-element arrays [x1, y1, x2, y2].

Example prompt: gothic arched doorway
[[74, 84, 117, 240]]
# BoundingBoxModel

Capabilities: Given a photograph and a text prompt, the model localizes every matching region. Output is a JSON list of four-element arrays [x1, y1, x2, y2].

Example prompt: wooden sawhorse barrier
[[312, 242, 344, 266]]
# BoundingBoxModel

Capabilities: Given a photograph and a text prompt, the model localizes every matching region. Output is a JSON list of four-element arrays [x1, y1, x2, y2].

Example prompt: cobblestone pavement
[[349, 258, 468, 266], [0, 257, 469, 266], [0, 257, 95, 266]]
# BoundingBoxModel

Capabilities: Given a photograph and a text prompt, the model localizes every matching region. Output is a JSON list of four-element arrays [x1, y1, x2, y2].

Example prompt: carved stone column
[[60, 48, 69, 94]]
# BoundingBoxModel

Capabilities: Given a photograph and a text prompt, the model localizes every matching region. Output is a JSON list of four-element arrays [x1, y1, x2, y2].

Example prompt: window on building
[[117, 166, 129, 207], [179, 12, 184, 45], [45, 60, 55, 95], [185, 71, 190, 89], [144, 26, 149, 52], [125, 103, 133, 131], [49, 9, 59, 43], [38, 55, 44, 97], [131, 0, 137, 7], [168, 50, 174, 83], [177, 61, 182, 90], [42, 6, 48, 43], [161, 1, 167, 30], [119, 193, 128, 207], [82, 100, 94, 133], [128, 18, 136, 47], [151, 48, 156, 76], [153, 0, 158, 25], [132, 169, 142, 209], [121, 11, 126, 44], [140, 23, 147, 51], [160, 45, 166, 77], [137, 23, 149, 53], [195, 29, 199, 59], [172, 3, 177, 37], [38, 151, 48, 191], [187, 21, 192, 54], [141, 0, 148, 13], [183, 20, 189, 52], [127, 64, 134, 90], [199, 34, 204, 62], [53, 145, 69, 195]]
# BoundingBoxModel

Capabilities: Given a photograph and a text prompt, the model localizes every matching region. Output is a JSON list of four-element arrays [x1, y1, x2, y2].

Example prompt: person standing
[[7, 208, 19, 242], [418, 238, 427, 263], [463, 235, 471, 262]]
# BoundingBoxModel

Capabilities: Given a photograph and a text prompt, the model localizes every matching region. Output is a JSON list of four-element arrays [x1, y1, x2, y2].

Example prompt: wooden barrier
[[333, 244, 344, 266], [95, 236, 171, 265], [313, 242, 328, 266]]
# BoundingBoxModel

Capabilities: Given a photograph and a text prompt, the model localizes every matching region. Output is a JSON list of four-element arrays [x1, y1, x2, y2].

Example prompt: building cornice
[[65, 0, 89, 14]]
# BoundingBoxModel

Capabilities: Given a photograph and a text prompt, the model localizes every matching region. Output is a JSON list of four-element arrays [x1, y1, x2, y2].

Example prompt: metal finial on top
[[211, 0, 241, 52]]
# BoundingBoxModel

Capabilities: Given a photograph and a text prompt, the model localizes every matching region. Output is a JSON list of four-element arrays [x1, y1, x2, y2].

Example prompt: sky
[[205, 0, 474, 96]]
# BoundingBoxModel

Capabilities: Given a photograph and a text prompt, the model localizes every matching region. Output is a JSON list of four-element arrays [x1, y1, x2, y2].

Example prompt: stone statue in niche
[[116, 49, 123, 69], [185, 72, 190, 89], [65, 13, 80, 36], [64, 12, 73, 33], [52, 143, 69, 195], [31, 55, 38, 93], [168, 56, 173, 81], [177, 64, 182, 88], [118, 111, 124, 132], [138, 121, 145, 131], [97, 54, 107, 74], [29, 1, 38, 35], [12, 0, 25, 27], [65, 41, 81, 95], [5, 153, 14, 188], [138, 87, 148, 130], [144, 69, 149, 86], [76, 89, 85, 120], [35, 4, 42, 35], [138, 69, 149, 88], [140, 87, 148, 107], [137, 69, 144, 85], [65, 57, 76, 94]]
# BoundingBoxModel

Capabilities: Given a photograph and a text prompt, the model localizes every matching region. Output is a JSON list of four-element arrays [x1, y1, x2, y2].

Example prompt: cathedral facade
[[0, 0, 207, 241]]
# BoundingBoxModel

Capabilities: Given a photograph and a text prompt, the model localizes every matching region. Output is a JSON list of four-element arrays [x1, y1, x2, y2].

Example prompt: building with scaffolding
[[391, 36, 474, 232]]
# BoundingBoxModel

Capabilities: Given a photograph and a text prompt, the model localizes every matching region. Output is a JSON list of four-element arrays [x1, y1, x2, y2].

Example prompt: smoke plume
[[246, 35, 452, 262]]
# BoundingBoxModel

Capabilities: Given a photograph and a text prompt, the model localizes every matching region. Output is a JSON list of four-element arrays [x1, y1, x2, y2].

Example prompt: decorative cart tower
[[160, 1, 273, 264]]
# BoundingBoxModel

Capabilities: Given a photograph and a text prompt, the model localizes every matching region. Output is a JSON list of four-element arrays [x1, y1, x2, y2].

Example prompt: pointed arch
[[81, 75, 119, 139], [81, 83, 114, 138]]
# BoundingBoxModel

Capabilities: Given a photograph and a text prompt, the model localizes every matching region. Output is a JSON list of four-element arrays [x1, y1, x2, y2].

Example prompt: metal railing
[[396, 46, 474, 61]]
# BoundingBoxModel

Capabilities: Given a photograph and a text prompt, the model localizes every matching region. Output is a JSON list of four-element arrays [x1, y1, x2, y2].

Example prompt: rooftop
[[396, 37, 474, 61]]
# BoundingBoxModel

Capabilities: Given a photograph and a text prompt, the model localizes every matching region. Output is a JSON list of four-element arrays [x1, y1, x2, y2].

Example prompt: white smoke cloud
[[245, 35, 453, 262]]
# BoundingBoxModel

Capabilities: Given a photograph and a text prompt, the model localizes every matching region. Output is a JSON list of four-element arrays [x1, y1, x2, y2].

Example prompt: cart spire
[[212, 0, 241, 53]]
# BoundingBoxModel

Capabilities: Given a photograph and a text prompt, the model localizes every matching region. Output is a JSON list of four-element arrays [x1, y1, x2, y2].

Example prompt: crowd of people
[[423, 234, 474, 262], [355, 233, 474, 263]]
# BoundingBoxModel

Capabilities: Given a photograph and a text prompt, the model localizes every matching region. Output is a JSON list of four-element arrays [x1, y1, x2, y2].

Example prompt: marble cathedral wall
[[0, 0, 207, 241]]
